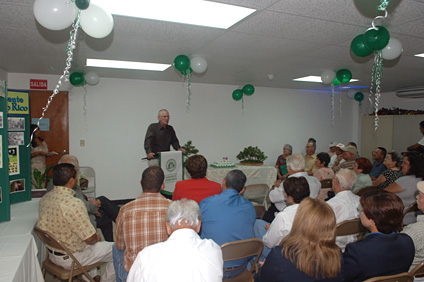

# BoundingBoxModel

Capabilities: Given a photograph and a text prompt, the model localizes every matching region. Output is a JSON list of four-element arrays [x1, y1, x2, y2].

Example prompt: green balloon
[[232, 89, 243, 101], [336, 69, 352, 83], [354, 92, 364, 101], [333, 77, 341, 86], [351, 34, 373, 57], [75, 0, 90, 10], [363, 26, 390, 51], [70, 72, 85, 86], [174, 55, 190, 72], [242, 84, 255, 95]]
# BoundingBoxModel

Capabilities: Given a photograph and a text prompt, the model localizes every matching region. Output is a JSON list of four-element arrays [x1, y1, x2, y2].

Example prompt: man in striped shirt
[[113, 166, 171, 282]]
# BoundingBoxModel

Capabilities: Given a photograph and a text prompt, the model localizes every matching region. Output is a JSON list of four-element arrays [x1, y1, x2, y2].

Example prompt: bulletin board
[[0, 81, 10, 222], [7, 90, 31, 204]]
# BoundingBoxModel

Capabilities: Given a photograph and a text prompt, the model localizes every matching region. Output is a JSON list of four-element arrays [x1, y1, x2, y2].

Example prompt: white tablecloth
[[206, 165, 277, 189], [0, 199, 44, 282]]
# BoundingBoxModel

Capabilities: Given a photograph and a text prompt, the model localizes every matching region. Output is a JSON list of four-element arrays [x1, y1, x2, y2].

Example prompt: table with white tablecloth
[[206, 165, 277, 189], [0, 198, 44, 282]]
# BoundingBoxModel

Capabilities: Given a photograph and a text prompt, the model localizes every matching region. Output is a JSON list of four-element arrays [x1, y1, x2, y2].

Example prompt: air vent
[[396, 87, 424, 98]]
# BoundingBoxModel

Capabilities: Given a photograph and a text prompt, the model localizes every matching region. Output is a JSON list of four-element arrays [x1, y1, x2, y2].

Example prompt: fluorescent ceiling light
[[92, 0, 256, 29], [414, 53, 424, 58], [86, 59, 171, 71], [293, 76, 359, 83]]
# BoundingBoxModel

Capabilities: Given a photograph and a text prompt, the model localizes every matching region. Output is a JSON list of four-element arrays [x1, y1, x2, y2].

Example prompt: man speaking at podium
[[144, 109, 186, 167]]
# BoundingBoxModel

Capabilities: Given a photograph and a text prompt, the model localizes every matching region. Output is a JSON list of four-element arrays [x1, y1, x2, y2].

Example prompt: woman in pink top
[[313, 152, 335, 181]]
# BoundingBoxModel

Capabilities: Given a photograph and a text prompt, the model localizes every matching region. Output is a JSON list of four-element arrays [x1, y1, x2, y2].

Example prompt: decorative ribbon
[[331, 84, 335, 127], [83, 84, 88, 131], [339, 91, 342, 118], [28, 12, 81, 146], [371, 51, 383, 131], [186, 71, 191, 112]]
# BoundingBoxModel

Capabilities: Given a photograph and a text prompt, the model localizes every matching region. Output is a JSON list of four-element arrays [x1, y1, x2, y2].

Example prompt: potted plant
[[181, 140, 199, 157], [31, 165, 54, 198], [236, 146, 267, 166]]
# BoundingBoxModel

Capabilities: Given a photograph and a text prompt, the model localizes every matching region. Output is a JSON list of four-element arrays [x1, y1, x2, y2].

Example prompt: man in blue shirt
[[200, 169, 256, 279], [370, 147, 387, 180]]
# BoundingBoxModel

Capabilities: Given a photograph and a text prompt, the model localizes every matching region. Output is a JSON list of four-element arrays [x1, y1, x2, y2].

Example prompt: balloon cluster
[[33, 0, 114, 39], [321, 69, 353, 85], [173, 55, 208, 75], [232, 85, 255, 101], [350, 26, 402, 60], [69, 71, 100, 86]]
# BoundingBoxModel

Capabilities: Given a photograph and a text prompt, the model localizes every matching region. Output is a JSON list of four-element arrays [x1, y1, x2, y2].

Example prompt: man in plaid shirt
[[113, 166, 171, 282]]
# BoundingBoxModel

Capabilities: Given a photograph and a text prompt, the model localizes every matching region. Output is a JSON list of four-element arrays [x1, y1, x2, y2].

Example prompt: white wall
[[8, 73, 359, 200], [0, 68, 7, 81]]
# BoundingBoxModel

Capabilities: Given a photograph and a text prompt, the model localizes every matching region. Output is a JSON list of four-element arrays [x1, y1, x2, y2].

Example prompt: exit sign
[[30, 79, 48, 89]]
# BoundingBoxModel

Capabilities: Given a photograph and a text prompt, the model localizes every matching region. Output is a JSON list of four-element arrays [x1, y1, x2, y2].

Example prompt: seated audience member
[[333, 145, 358, 172], [127, 199, 223, 282], [347, 142, 360, 158], [46, 155, 120, 242], [351, 158, 373, 194], [38, 164, 115, 281], [256, 198, 344, 282], [373, 152, 403, 189], [275, 144, 293, 182], [264, 154, 321, 222], [313, 152, 335, 181], [370, 147, 388, 180], [304, 138, 318, 176], [200, 169, 255, 279], [343, 191, 414, 282], [114, 166, 171, 282], [172, 155, 220, 204], [402, 181, 424, 273], [327, 169, 359, 250], [407, 120, 424, 153], [254, 177, 310, 262], [328, 142, 344, 169], [386, 152, 424, 225]]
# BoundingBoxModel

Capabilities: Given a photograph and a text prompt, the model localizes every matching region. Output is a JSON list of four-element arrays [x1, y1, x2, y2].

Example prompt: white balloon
[[33, 0, 77, 31], [80, 3, 114, 39], [190, 57, 208, 73], [382, 38, 403, 60], [85, 72, 100, 85], [347, 89, 356, 99], [321, 70, 336, 84]]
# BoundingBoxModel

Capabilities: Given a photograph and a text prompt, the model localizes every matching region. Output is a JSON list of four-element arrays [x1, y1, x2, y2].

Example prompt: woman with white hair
[[275, 144, 293, 181]]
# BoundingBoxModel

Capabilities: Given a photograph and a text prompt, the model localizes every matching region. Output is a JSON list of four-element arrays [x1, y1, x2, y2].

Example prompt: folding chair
[[33, 226, 104, 282], [363, 272, 413, 282], [410, 260, 424, 278], [335, 218, 367, 237], [221, 238, 264, 282], [253, 204, 266, 219], [404, 202, 419, 218], [242, 184, 269, 207], [355, 186, 380, 197]]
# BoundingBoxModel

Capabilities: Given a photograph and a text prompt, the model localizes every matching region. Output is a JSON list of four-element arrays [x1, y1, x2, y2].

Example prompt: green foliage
[[236, 146, 267, 163], [32, 165, 54, 189], [182, 140, 199, 157]]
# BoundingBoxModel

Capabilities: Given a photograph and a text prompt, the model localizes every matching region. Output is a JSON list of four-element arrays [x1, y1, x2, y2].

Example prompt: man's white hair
[[287, 154, 305, 171], [166, 199, 201, 229], [158, 109, 169, 116], [335, 169, 357, 190]]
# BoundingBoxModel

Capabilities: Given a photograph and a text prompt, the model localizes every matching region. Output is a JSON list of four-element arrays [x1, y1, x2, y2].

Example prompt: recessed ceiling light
[[86, 59, 171, 71], [92, 0, 256, 29], [293, 76, 359, 83], [414, 53, 424, 58]]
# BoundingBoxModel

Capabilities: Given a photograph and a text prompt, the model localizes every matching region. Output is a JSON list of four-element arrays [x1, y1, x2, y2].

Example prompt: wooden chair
[[363, 272, 413, 282], [320, 178, 333, 188], [242, 184, 269, 207], [404, 202, 419, 218], [221, 238, 264, 282], [253, 204, 266, 219], [410, 260, 424, 278], [355, 186, 380, 197], [33, 226, 104, 282], [335, 218, 367, 237]]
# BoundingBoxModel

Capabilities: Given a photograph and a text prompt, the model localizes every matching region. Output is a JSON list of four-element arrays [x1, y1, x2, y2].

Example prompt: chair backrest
[[355, 186, 380, 197], [221, 238, 264, 270], [320, 178, 332, 188], [79, 166, 96, 189], [335, 218, 367, 237], [242, 184, 268, 199], [404, 202, 419, 217], [253, 204, 266, 219], [363, 272, 413, 282], [410, 261, 424, 278]]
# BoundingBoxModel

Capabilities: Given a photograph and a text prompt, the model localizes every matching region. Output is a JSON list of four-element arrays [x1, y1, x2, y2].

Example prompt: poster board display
[[7, 90, 31, 204], [159, 151, 184, 194], [0, 80, 10, 222]]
